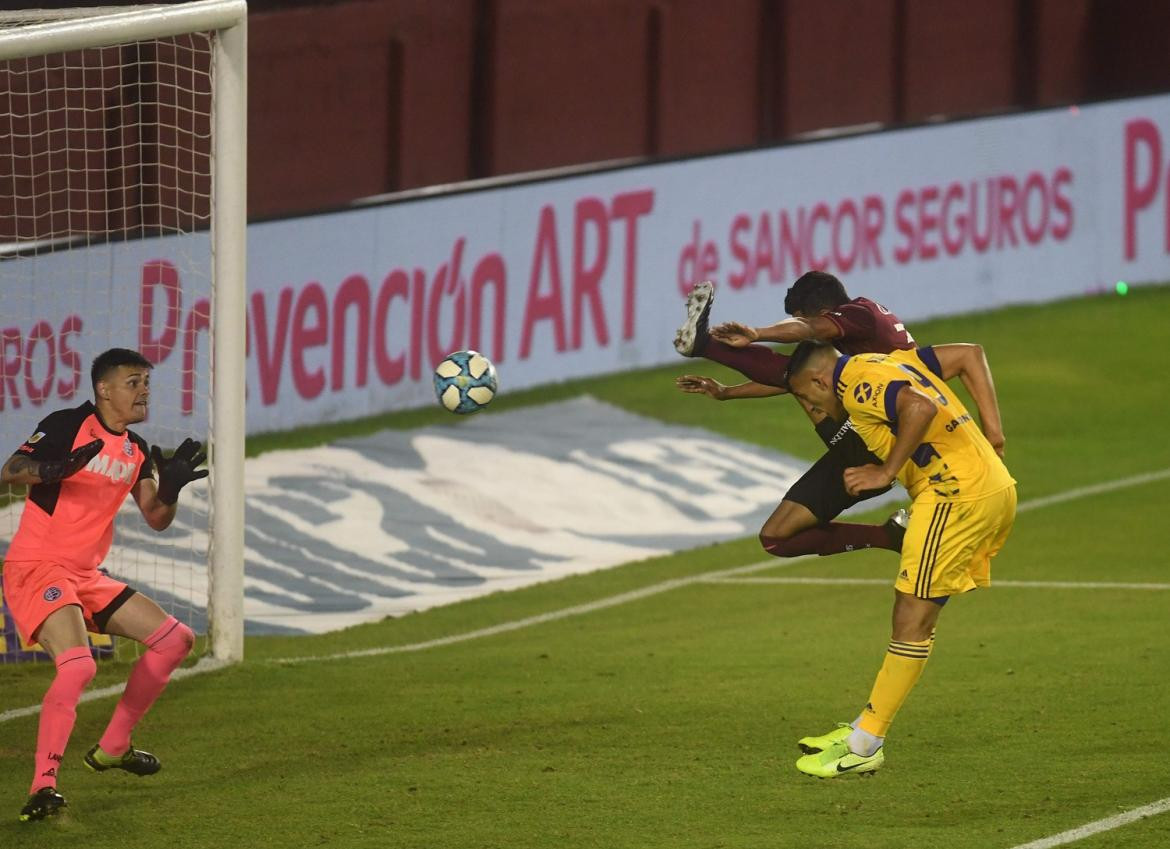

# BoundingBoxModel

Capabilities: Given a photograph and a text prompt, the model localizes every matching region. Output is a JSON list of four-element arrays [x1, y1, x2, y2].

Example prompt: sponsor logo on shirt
[[853, 382, 874, 403], [85, 453, 138, 485], [123, 437, 134, 457]]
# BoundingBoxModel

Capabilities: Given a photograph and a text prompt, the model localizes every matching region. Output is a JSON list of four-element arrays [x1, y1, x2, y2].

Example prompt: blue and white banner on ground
[[1, 398, 899, 635]]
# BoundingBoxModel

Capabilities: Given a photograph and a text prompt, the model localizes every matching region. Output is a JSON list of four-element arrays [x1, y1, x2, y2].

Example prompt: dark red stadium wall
[[482, 0, 654, 174], [247, 0, 474, 218], [482, 0, 763, 171], [898, 0, 1020, 121], [771, 0, 900, 137], [653, 2, 761, 158], [240, 0, 1170, 221]]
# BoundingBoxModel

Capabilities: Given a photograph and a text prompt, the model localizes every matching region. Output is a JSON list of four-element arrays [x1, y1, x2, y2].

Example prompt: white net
[[0, 19, 218, 660]]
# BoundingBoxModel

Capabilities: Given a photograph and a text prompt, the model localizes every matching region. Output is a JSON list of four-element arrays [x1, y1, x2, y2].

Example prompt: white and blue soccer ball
[[433, 350, 499, 414]]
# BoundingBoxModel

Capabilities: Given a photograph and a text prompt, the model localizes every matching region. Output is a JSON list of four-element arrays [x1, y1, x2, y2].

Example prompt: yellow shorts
[[895, 485, 1017, 599]]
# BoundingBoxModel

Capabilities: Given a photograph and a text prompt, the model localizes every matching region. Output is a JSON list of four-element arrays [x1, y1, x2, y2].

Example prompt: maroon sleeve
[[823, 301, 877, 342]]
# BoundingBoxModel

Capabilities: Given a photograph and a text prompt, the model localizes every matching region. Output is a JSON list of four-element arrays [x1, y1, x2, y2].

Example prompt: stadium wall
[[3, 93, 1170, 436], [243, 0, 1170, 218]]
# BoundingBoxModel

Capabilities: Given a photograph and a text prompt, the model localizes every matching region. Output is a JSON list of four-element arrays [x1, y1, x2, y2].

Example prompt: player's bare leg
[[84, 593, 193, 777], [33, 604, 91, 657], [889, 590, 943, 643], [20, 605, 95, 821]]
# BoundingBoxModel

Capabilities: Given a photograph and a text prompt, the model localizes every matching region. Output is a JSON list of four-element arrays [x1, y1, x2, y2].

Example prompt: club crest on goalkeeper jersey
[[833, 350, 1014, 501]]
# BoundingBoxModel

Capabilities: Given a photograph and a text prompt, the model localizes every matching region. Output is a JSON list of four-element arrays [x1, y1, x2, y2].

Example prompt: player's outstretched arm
[[675, 375, 787, 400], [930, 343, 1005, 457], [711, 315, 841, 347], [0, 438, 103, 486], [134, 438, 209, 531]]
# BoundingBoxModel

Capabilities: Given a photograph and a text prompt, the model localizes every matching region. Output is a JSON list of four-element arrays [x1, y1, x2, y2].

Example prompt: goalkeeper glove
[[37, 438, 104, 483], [152, 438, 209, 505]]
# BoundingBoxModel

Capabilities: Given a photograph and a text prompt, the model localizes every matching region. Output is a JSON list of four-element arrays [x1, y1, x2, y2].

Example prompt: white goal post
[[0, 1, 247, 662]]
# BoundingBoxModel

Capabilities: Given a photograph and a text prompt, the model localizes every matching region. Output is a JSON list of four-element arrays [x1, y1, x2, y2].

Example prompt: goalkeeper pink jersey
[[3, 402, 152, 574]]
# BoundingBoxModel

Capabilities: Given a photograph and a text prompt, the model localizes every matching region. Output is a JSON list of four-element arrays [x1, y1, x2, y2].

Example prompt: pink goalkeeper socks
[[97, 616, 193, 757], [31, 646, 97, 793]]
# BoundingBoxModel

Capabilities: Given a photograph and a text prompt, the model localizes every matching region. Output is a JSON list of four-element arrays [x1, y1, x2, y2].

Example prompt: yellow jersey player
[[782, 341, 1016, 777]]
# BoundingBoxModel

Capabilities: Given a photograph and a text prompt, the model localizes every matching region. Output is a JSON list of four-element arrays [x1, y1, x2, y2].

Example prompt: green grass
[[3, 285, 1170, 848]]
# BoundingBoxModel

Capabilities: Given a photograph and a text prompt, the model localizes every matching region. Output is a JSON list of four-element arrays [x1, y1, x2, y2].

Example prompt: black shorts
[[784, 417, 892, 523]]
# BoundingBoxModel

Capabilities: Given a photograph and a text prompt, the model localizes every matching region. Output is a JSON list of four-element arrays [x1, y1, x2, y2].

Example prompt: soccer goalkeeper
[[1, 348, 207, 822]]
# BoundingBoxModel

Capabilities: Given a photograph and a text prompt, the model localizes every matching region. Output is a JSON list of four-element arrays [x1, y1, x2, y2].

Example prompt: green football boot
[[797, 722, 852, 754], [83, 743, 161, 776], [795, 740, 884, 779]]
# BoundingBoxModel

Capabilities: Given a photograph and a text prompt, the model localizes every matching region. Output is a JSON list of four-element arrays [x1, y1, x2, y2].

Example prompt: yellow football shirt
[[834, 350, 1015, 501]]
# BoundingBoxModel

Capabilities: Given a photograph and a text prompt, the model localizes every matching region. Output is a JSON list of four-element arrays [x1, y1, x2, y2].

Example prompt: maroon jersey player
[[1, 348, 207, 823], [673, 271, 1004, 561]]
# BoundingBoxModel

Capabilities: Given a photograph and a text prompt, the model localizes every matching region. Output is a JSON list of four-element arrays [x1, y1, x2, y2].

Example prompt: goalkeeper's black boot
[[19, 787, 67, 822], [83, 743, 161, 776]]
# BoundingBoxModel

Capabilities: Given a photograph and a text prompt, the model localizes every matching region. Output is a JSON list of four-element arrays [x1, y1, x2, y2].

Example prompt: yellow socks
[[856, 634, 934, 738]]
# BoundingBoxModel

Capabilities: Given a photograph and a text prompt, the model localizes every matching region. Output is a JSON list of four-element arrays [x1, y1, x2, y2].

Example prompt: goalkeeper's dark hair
[[783, 271, 850, 315], [91, 348, 154, 391], [783, 340, 837, 386]]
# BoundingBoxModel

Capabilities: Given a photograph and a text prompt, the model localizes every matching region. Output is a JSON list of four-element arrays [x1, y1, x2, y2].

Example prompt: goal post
[[0, 0, 247, 663]]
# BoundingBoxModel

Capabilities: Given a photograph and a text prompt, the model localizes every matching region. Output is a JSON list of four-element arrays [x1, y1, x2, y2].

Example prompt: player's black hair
[[783, 271, 850, 315], [783, 340, 836, 386], [91, 348, 154, 391]]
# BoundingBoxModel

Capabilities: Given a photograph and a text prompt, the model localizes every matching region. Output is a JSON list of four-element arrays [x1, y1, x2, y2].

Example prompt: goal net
[[0, 0, 246, 663]]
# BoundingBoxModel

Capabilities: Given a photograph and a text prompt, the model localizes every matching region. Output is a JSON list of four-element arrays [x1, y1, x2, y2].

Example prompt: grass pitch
[[2, 285, 1169, 848]]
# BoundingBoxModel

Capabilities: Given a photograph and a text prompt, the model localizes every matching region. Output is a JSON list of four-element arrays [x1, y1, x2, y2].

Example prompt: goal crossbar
[[0, 1, 246, 61]]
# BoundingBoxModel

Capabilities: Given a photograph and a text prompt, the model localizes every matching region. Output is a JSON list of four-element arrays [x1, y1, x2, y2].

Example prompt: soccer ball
[[433, 350, 499, 414]]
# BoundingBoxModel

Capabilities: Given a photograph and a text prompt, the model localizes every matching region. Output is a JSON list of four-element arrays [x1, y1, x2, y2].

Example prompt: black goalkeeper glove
[[37, 438, 104, 483], [152, 438, 209, 505]]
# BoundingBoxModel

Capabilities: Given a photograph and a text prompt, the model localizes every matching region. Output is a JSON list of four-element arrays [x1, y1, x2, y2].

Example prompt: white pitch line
[[2, 467, 1168, 713], [271, 553, 809, 665], [1015, 467, 1170, 513], [0, 656, 228, 725], [4, 470, 1170, 849], [705, 576, 1170, 590], [1007, 797, 1170, 849]]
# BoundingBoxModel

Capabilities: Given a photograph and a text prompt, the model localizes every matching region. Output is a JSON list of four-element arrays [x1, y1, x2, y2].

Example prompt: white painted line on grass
[[1007, 796, 1170, 849], [4, 468, 1170, 848], [271, 552, 809, 665], [705, 576, 1170, 590], [3, 467, 1167, 717], [0, 656, 228, 725], [1015, 468, 1170, 513]]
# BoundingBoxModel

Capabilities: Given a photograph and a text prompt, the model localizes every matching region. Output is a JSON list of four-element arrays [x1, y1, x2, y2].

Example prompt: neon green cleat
[[797, 722, 852, 754], [796, 740, 884, 778]]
